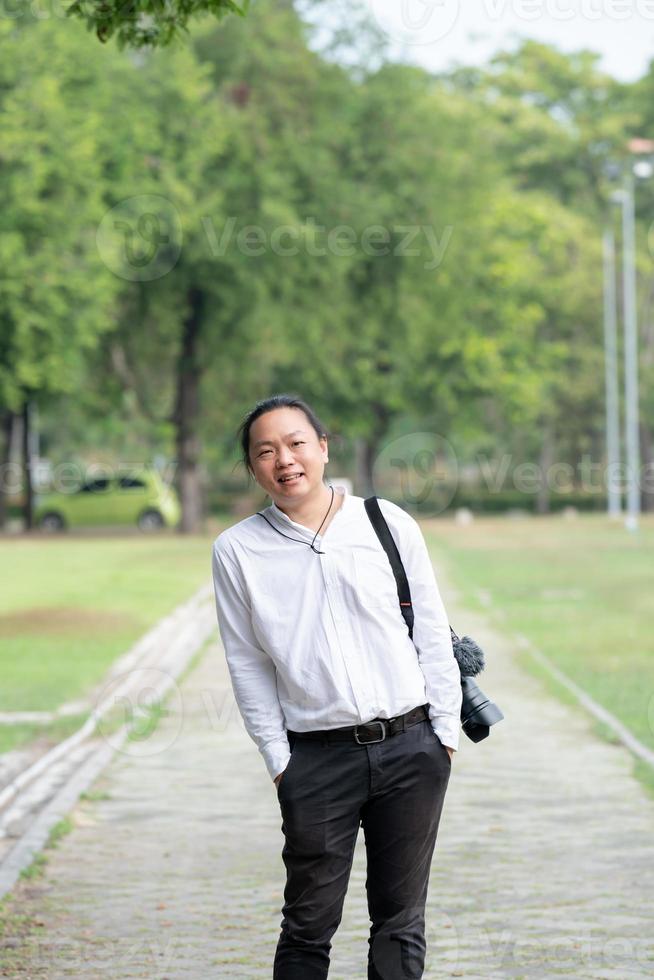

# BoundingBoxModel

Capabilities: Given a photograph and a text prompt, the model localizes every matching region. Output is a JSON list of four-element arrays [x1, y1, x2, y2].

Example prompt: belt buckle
[[354, 720, 387, 744]]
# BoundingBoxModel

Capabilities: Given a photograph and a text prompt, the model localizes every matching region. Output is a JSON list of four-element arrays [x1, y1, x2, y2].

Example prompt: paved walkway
[[1, 580, 654, 979]]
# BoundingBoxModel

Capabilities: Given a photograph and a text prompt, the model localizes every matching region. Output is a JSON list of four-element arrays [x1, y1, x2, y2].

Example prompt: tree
[[458, 186, 605, 511], [267, 62, 509, 493], [19, 11, 638, 522], [447, 41, 630, 212], [84, 40, 233, 532], [0, 21, 122, 526], [67, 0, 249, 50], [88, 0, 343, 530]]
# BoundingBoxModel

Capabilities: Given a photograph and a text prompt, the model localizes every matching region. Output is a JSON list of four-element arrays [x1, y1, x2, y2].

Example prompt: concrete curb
[[0, 585, 216, 899]]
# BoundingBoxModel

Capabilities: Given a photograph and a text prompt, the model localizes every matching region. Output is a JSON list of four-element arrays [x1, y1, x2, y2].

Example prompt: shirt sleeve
[[381, 502, 462, 752], [211, 538, 291, 780]]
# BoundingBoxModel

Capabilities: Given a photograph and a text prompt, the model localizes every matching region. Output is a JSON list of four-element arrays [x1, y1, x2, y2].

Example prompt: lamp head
[[633, 160, 654, 180]]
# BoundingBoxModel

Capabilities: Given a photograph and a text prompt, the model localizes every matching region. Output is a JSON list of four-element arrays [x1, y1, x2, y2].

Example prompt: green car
[[35, 470, 181, 532]]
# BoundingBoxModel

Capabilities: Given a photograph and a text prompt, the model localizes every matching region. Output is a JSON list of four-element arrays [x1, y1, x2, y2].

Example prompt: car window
[[79, 479, 111, 493], [118, 477, 146, 489]]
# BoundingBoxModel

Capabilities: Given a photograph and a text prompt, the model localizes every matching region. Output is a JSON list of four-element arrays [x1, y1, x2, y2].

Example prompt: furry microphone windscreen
[[452, 636, 485, 677]]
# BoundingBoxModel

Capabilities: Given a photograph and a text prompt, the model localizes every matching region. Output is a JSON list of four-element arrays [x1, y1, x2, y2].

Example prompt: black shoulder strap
[[364, 495, 459, 647], [364, 495, 415, 639]]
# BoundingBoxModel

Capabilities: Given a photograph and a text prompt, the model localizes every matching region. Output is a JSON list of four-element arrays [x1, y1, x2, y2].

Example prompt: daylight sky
[[360, 0, 654, 81]]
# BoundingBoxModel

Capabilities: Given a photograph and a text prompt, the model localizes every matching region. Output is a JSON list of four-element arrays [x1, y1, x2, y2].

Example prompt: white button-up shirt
[[211, 487, 462, 780]]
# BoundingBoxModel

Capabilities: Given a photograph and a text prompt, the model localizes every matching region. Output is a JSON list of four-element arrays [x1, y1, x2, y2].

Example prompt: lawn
[[2, 514, 652, 773], [422, 513, 654, 760], [0, 531, 221, 751]]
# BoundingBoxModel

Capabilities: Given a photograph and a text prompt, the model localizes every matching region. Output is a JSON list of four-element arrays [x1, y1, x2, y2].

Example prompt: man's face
[[248, 407, 328, 505]]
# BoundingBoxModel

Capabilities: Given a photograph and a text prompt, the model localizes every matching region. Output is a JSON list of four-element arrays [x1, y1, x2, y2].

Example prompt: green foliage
[[448, 40, 632, 210], [66, 0, 249, 49], [16, 816, 73, 882], [0, 21, 121, 412], [2, 6, 654, 512]]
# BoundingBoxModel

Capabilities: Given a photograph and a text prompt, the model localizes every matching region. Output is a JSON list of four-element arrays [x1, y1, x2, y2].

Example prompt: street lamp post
[[623, 143, 654, 531], [602, 220, 621, 518], [606, 141, 654, 532], [620, 169, 640, 532]]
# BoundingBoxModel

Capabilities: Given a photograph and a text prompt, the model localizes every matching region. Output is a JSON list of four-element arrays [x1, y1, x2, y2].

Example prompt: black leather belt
[[288, 704, 430, 745]]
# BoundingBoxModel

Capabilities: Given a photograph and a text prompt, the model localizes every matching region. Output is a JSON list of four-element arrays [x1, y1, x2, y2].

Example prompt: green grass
[[18, 816, 74, 882], [3, 514, 652, 793], [0, 712, 89, 754], [0, 533, 220, 717], [79, 788, 111, 802], [0, 901, 42, 973], [422, 513, 654, 758]]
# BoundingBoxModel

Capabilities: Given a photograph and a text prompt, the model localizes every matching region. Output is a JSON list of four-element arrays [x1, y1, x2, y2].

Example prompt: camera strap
[[363, 495, 460, 648]]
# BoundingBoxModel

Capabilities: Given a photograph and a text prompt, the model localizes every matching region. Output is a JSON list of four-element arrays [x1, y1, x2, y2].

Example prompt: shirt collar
[[268, 484, 349, 539]]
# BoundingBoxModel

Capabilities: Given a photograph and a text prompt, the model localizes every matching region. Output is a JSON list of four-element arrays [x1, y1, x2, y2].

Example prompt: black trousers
[[273, 715, 451, 980]]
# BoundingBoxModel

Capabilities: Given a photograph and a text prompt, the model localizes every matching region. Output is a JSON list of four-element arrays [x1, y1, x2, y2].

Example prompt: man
[[212, 395, 461, 979]]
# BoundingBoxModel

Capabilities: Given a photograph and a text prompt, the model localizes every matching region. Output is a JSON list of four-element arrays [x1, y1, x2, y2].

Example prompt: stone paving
[[1, 580, 654, 979]]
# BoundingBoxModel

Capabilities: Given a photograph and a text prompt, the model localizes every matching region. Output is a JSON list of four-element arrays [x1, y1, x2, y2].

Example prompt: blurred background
[[2, 0, 654, 532], [1, 1, 653, 783]]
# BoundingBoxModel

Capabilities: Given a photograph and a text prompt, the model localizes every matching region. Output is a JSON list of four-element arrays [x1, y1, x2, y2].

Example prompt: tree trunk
[[173, 287, 205, 534], [354, 399, 391, 497], [354, 436, 376, 497], [0, 410, 16, 529], [536, 424, 555, 515], [22, 400, 34, 530]]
